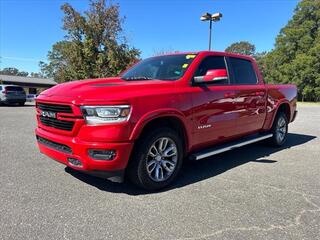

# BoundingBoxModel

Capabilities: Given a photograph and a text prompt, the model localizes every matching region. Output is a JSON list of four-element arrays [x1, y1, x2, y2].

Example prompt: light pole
[[200, 12, 222, 51]]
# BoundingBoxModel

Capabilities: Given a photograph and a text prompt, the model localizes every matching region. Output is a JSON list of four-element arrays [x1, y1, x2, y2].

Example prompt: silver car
[[0, 85, 27, 106]]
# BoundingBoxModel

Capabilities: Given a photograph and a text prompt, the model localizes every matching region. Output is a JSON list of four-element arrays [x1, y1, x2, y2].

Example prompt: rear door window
[[5, 86, 24, 91], [228, 57, 257, 85]]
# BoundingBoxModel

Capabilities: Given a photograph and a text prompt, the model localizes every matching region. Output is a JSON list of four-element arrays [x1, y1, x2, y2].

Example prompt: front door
[[191, 55, 238, 150]]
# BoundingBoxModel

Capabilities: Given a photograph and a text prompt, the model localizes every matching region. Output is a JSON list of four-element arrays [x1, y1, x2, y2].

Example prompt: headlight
[[81, 105, 131, 125]]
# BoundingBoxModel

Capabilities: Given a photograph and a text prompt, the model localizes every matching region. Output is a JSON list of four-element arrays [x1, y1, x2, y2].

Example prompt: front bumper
[[35, 127, 134, 181]]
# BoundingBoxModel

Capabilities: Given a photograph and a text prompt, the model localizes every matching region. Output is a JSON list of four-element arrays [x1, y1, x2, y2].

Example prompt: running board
[[190, 133, 273, 161]]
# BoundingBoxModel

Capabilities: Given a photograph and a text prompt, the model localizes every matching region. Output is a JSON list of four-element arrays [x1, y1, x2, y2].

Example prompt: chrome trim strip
[[195, 134, 273, 160], [213, 77, 228, 81], [80, 105, 130, 108]]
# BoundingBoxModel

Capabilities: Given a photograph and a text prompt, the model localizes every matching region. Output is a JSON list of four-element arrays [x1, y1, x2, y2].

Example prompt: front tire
[[269, 112, 288, 147], [127, 127, 183, 191]]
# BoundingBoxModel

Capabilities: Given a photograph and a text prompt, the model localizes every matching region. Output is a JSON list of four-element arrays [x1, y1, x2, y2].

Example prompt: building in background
[[0, 75, 57, 94]]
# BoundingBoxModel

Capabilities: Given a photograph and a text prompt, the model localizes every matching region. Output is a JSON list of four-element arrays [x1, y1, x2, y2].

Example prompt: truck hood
[[39, 77, 176, 104]]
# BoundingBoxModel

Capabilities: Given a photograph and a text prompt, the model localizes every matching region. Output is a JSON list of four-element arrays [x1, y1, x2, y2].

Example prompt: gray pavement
[[0, 103, 319, 240]]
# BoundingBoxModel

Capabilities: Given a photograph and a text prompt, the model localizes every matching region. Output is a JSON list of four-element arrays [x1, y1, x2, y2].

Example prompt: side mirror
[[194, 69, 228, 84]]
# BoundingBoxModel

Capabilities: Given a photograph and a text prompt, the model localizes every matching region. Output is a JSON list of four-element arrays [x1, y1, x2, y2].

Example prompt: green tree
[[225, 41, 256, 55], [224, 42, 269, 77], [262, 0, 320, 101], [252, 51, 268, 79], [16, 71, 29, 77], [40, 0, 140, 83], [30, 72, 44, 78], [0, 67, 29, 76], [0, 67, 19, 75]]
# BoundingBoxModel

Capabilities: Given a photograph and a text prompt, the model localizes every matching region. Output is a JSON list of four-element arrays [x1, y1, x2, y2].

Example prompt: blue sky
[[0, 0, 299, 73]]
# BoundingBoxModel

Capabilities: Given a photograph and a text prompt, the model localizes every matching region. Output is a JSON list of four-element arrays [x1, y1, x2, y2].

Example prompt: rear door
[[227, 57, 267, 136], [191, 55, 238, 149]]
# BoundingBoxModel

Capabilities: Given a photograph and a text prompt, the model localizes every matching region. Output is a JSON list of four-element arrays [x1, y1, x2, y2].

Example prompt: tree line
[[226, 0, 320, 102], [0, 67, 43, 78], [1, 0, 319, 101]]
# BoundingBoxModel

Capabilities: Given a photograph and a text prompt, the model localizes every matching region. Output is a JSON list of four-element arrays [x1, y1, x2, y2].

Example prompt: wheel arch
[[130, 110, 190, 156], [269, 101, 291, 129], [277, 102, 291, 120]]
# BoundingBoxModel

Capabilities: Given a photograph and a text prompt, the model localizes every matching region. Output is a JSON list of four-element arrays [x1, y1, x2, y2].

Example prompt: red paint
[[35, 51, 297, 176]]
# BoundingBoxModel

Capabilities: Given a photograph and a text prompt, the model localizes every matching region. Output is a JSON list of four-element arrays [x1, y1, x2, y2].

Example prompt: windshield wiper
[[122, 76, 153, 81]]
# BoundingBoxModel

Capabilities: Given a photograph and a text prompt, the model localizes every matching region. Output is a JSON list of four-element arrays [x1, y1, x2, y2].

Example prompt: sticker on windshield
[[186, 54, 196, 59], [182, 63, 189, 68]]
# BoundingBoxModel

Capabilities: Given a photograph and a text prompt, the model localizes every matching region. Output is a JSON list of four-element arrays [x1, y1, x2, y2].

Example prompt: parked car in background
[[0, 85, 26, 106], [35, 51, 297, 190], [27, 94, 38, 102]]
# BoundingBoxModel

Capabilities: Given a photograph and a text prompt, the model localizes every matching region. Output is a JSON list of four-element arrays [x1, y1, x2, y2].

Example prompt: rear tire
[[127, 127, 183, 191], [19, 102, 25, 106], [269, 111, 288, 147]]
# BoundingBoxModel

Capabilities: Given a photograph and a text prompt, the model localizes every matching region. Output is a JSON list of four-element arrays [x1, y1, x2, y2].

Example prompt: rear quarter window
[[228, 57, 257, 85]]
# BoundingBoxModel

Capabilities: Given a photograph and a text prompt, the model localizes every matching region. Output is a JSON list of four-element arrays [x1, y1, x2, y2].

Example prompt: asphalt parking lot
[[0, 103, 319, 240]]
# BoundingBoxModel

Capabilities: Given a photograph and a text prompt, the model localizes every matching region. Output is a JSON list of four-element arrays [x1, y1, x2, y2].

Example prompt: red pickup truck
[[35, 51, 297, 190]]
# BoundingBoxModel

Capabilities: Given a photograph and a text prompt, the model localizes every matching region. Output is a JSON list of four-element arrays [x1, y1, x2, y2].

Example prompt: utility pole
[[200, 12, 223, 51]]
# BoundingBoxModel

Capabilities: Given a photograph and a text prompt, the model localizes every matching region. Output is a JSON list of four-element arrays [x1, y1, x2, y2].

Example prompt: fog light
[[88, 149, 116, 160], [68, 158, 82, 167]]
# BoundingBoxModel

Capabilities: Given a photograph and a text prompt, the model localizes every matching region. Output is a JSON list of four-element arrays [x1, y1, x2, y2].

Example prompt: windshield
[[122, 54, 197, 81]]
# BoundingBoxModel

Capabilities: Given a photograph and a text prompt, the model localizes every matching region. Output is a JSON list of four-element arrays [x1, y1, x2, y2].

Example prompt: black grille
[[37, 102, 75, 131], [37, 103, 72, 113], [39, 116, 74, 131], [36, 136, 72, 154]]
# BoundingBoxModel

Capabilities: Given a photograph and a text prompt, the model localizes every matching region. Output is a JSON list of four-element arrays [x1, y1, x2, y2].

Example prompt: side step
[[190, 133, 273, 161]]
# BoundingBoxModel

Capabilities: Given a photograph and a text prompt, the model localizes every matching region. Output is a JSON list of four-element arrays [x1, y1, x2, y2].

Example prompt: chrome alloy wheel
[[276, 116, 287, 143], [146, 137, 178, 182]]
